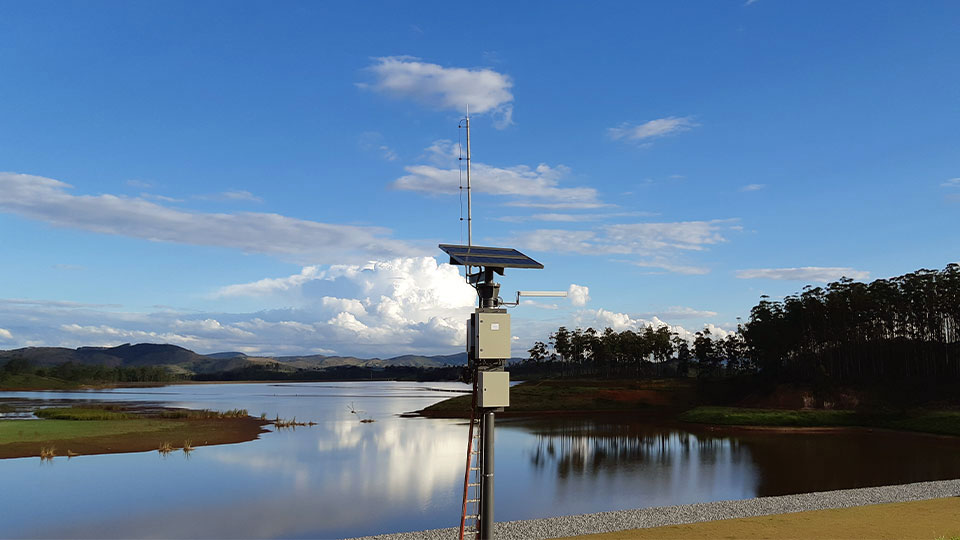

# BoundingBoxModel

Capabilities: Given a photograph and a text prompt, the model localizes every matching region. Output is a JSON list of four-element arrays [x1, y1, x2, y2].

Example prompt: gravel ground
[[350, 479, 960, 540]]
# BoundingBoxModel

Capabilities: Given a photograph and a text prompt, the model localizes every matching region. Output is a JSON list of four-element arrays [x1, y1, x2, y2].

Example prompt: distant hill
[[0, 343, 474, 378], [204, 352, 249, 359]]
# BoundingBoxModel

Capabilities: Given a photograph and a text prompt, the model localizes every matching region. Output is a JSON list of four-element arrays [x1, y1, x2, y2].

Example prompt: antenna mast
[[465, 106, 472, 247]]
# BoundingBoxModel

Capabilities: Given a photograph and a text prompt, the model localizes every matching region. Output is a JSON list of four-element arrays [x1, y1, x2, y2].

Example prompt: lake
[[2, 381, 960, 539]]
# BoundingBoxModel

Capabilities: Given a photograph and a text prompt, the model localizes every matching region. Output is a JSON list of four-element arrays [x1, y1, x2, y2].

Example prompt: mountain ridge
[[0, 343, 472, 376]]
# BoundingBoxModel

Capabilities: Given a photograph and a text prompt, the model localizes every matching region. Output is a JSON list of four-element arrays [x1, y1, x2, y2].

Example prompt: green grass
[[0, 419, 176, 444], [679, 406, 960, 436], [35, 407, 134, 421]]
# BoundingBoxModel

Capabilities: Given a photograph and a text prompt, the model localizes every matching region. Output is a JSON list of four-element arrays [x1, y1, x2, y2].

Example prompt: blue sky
[[1, 1, 958, 356]]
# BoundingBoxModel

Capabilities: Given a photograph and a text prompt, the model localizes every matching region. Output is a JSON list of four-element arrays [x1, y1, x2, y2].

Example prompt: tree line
[[521, 264, 960, 385], [0, 357, 184, 384]]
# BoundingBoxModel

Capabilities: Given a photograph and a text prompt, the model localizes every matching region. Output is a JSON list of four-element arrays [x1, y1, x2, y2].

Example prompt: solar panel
[[439, 244, 543, 270]]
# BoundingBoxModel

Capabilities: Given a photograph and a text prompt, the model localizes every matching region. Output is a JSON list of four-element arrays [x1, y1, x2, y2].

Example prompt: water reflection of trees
[[741, 429, 960, 496], [514, 417, 960, 497], [521, 418, 747, 480]]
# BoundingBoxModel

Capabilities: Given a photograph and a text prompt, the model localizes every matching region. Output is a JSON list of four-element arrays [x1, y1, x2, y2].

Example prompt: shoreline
[[349, 479, 960, 540], [0, 401, 271, 459]]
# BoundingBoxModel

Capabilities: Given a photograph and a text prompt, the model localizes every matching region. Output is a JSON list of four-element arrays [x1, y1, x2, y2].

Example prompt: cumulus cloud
[[394, 141, 600, 207], [0, 172, 414, 264], [0, 328, 12, 340], [574, 309, 732, 342], [0, 260, 477, 356], [568, 284, 590, 306], [736, 267, 870, 282], [216, 267, 324, 297], [209, 257, 477, 355], [608, 116, 698, 142], [362, 56, 514, 127]]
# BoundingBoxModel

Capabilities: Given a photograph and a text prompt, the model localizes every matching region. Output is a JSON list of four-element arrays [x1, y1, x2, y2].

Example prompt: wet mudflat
[[1, 382, 959, 539]]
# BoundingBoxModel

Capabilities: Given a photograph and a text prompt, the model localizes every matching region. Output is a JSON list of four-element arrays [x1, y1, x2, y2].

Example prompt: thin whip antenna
[[465, 105, 472, 247], [458, 119, 465, 245]]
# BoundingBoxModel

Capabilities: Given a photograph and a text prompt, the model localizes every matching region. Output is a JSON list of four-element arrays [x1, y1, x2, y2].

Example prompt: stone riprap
[[350, 479, 960, 540]]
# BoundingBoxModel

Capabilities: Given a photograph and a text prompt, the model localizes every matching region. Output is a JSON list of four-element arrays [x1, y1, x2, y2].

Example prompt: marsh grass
[[182, 440, 194, 453], [39, 446, 56, 460], [158, 408, 248, 419], [66, 449, 79, 458], [35, 407, 134, 421], [158, 441, 174, 455], [272, 416, 315, 429]]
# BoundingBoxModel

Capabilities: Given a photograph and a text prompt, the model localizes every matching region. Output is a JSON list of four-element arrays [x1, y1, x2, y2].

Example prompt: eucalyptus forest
[[522, 264, 960, 386]]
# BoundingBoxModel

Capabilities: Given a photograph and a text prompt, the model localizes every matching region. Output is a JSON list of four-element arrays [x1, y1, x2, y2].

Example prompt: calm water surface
[[2, 381, 960, 539]]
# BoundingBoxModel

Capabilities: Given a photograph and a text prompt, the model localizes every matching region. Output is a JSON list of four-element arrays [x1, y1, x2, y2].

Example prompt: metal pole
[[465, 107, 472, 247], [480, 409, 495, 540]]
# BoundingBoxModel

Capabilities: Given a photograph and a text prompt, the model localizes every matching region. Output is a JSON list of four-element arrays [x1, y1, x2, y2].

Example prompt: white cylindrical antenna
[[465, 105, 472, 247], [518, 291, 568, 298]]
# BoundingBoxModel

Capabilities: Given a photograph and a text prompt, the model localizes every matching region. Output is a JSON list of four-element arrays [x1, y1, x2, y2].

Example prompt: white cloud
[[60, 324, 203, 346], [0, 328, 12, 340], [0, 172, 413, 264], [503, 201, 612, 210], [362, 56, 514, 127], [942, 178, 960, 187], [736, 267, 870, 282], [358, 131, 399, 161], [394, 141, 600, 206], [379, 146, 398, 161], [575, 309, 732, 342], [513, 219, 737, 256], [568, 284, 590, 306], [140, 193, 184, 203], [208, 257, 477, 355], [608, 116, 698, 142], [740, 183, 765, 192], [221, 190, 262, 202], [216, 266, 324, 297], [497, 211, 657, 223], [1, 298, 121, 309], [0, 261, 473, 356], [640, 306, 718, 319], [623, 259, 711, 275]]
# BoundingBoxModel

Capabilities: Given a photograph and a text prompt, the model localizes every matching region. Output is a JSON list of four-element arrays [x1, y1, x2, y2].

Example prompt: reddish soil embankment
[[0, 417, 270, 460]]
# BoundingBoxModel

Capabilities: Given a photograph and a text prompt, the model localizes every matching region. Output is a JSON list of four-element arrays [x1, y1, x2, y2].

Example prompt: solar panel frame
[[439, 244, 544, 270]]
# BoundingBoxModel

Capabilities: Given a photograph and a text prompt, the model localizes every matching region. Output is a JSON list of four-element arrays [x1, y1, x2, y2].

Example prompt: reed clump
[[158, 408, 249, 419], [182, 440, 194, 454], [39, 446, 56, 460], [272, 416, 314, 429], [158, 441, 174, 455]]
